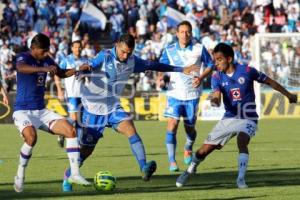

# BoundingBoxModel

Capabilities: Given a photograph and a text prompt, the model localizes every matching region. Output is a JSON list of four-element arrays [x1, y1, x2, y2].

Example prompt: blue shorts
[[78, 106, 131, 147], [67, 97, 81, 113], [164, 96, 199, 126]]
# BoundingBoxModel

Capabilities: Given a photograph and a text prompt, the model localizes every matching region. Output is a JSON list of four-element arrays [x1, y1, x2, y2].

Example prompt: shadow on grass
[[0, 167, 299, 199]]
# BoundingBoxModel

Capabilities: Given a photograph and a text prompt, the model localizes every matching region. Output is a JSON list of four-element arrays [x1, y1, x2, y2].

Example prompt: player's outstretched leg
[[128, 134, 157, 181], [65, 138, 90, 186], [176, 155, 202, 187]]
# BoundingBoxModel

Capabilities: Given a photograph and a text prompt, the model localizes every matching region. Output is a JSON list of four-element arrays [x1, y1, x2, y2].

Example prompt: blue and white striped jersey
[[160, 41, 214, 100], [59, 54, 88, 97], [81, 47, 183, 115]]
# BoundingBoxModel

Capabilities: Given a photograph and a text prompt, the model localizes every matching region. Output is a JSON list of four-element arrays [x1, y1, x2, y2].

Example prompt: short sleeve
[[247, 66, 268, 83], [16, 53, 29, 65], [89, 51, 106, 68], [59, 58, 67, 70]]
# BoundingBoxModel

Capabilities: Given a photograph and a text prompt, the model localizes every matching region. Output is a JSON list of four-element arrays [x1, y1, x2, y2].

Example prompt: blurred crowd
[[0, 0, 300, 94]]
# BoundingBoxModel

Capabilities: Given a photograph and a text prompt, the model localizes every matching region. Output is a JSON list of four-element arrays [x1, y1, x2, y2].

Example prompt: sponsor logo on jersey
[[230, 88, 241, 101]]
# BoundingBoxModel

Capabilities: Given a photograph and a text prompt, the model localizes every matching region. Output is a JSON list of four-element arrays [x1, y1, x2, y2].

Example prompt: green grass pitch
[[0, 119, 300, 199]]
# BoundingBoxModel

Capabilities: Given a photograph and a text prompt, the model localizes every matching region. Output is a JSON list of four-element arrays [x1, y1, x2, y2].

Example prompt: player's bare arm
[[182, 64, 200, 75], [54, 75, 64, 101], [0, 82, 9, 105], [263, 77, 298, 103], [192, 67, 213, 88], [16, 63, 57, 75]]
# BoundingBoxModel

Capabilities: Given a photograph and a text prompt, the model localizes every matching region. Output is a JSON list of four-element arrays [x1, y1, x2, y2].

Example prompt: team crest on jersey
[[230, 88, 241, 101], [37, 75, 45, 86], [238, 77, 245, 84]]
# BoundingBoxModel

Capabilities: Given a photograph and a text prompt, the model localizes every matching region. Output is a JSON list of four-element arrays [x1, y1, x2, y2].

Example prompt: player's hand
[[79, 64, 92, 71], [192, 77, 202, 88], [210, 97, 220, 107], [183, 64, 200, 75], [2, 95, 9, 105], [45, 65, 58, 75], [288, 93, 297, 103]]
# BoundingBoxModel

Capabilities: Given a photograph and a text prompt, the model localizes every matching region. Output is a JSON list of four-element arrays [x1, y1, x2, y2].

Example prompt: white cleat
[[68, 174, 91, 186], [237, 178, 248, 189], [14, 176, 24, 193]]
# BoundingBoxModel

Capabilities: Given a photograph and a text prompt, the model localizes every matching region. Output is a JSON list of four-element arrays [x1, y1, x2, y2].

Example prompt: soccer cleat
[[141, 160, 157, 181], [57, 136, 65, 148], [169, 162, 179, 172], [62, 179, 73, 192], [176, 170, 193, 187], [184, 151, 193, 165], [14, 176, 24, 193], [68, 174, 91, 186], [236, 178, 248, 189]]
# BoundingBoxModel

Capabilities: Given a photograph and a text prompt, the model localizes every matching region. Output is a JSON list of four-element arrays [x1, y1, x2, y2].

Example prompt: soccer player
[[13, 33, 90, 193], [62, 33, 199, 192], [176, 43, 298, 188], [159, 21, 214, 171], [55, 40, 88, 148]]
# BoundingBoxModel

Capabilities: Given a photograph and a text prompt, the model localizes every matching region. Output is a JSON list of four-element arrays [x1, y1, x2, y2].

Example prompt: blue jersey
[[81, 47, 183, 115], [14, 52, 56, 111], [211, 64, 268, 122]]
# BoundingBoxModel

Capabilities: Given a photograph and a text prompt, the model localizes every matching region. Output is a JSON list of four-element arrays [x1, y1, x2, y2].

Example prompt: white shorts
[[13, 109, 64, 134], [204, 118, 257, 147]]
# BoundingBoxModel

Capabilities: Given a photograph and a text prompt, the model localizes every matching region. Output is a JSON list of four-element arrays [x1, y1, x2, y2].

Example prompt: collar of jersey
[[175, 41, 193, 51]]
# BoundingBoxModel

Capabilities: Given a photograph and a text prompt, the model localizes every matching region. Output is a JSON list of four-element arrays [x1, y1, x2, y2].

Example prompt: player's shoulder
[[16, 52, 31, 62], [165, 43, 177, 51], [191, 41, 204, 49], [212, 71, 222, 80], [44, 55, 55, 64], [236, 63, 255, 74]]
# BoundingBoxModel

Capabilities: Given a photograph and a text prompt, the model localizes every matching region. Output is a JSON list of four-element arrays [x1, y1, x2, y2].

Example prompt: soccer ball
[[94, 171, 116, 191]]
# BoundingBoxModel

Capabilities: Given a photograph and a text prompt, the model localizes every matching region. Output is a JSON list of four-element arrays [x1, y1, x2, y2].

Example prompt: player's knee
[[25, 135, 37, 146], [64, 127, 76, 138], [237, 133, 250, 145], [184, 125, 196, 134], [167, 119, 179, 131]]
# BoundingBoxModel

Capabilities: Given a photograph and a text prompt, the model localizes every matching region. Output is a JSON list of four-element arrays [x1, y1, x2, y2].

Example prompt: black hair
[[117, 33, 135, 49], [177, 20, 192, 31], [31, 33, 50, 49], [213, 43, 234, 59]]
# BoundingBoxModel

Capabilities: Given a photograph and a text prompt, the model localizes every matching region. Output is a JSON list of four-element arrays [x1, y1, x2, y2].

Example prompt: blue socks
[[165, 131, 177, 163], [129, 134, 146, 170]]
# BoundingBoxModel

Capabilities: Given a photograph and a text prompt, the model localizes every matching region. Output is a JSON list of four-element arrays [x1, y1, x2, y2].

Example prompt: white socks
[[238, 153, 249, 180], [17, 143, 33, 178], [65, 138, 81, 176]]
